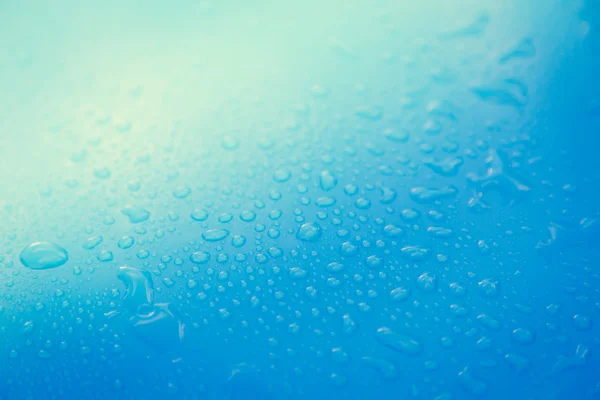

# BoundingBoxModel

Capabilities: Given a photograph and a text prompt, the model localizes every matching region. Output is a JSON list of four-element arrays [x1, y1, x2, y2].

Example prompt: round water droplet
[[417, 272, 437, 292], [190, 209, 209, 221], [273, 169, 292, 183], [190, 251, 210, 264], [390, 286, 410, 302], [327, 262, 345, 273], [118, 236, 135, 249], [340, 241, 359, 256], [240, 210, 256, 222], [296, 222, 322, 242], [344, 184, 359, 196], [401, 208, 421, 222], [355, 197, 371, 209], [231, 235, 247, 248], [172, 185, 191, 199]]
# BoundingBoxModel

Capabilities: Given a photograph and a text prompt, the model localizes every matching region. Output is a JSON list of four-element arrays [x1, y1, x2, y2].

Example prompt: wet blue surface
[[1, 1, 599, 399]]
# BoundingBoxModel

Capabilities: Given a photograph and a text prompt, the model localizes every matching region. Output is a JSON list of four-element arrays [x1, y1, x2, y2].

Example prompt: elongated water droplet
[[202, 229, 230, 242], [20, 242, 68, 270]]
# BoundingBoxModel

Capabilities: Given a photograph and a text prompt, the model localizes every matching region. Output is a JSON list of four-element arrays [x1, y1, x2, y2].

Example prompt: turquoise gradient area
[[1, 1, 599, 399]]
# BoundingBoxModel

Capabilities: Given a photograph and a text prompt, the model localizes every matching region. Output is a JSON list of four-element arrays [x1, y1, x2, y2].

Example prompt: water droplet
[[288, 268, 307, 280], [379, 186, 397, 204], [376, 327, 421, 355], [410, 186, 457, 204], [355, 197, 371, 209], [121, 205, 150, 223], [273, 169, 292, 183], [471, 78, 528, 109], [499, 38, 536, 64], [417, 272, 437, 292], [221, 136, 240, 150], [82, 236, 103, 250], [383, 128, 409, 143], [97, 250, 114, 262], [401, 208, 421, 222], [327, 262, 345, 273], [342, 314, 357, 334], [202, 229, 230, 242], [190, 251, 210, 264], [172, 185, 191, 199], [344, 184, 359, 196], [477, 314, 501, 331], [93, 168, 111, 180], [20, 242, 68, 270], [383, 224, 404, 237], [478, 279, 500, 297], [231, 235, 247, 248], [118, 236, 135, 249], [316, 197, 336, 207], [191, 209, 209, 221], [573, 314, 592, 330], [401, 245, 431, 261], [240, 210, 256, 222], [390, 286, 410, 302], [23, 321, 35, 335], [511, 328, 536, 345], [296, 222, 322, 242], [319, 171, 338, 191], [424, 156, 464, 177]]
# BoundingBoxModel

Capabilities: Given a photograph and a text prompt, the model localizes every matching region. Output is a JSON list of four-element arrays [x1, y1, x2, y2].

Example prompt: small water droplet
[[202, 229, 230, 242]]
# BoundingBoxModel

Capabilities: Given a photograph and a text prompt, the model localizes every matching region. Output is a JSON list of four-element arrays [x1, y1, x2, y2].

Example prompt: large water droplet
[[82, 235, 103, 250], [20, 241, 69, 270]]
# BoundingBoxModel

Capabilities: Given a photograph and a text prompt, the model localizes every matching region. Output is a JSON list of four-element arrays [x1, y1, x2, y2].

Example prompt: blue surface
[[1, 1, 599, 399]]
